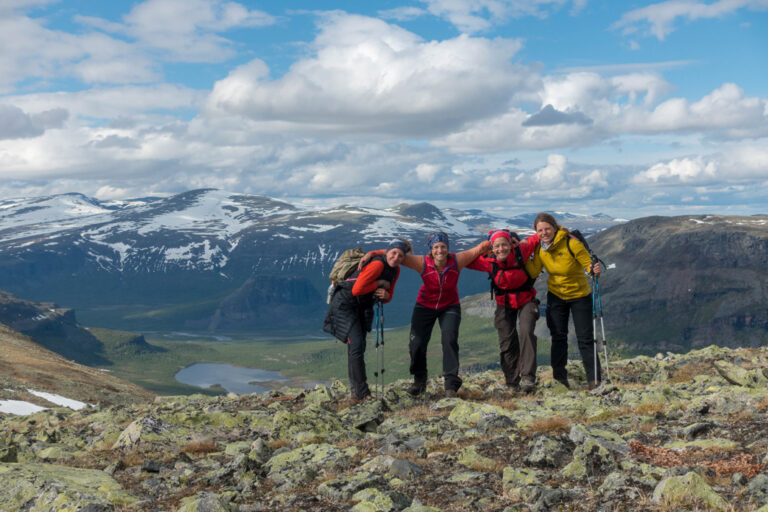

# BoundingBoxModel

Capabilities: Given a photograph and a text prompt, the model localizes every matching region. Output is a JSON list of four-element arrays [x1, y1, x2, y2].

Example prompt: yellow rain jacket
[[529, 229, 592, 301]]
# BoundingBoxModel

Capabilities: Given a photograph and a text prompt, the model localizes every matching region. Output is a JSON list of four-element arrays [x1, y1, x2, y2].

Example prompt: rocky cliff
[[587, 215, 768, 353], [2, 345, 768, 511]]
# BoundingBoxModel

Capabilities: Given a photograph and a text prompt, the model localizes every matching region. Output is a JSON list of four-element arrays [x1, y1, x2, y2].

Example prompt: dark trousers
[[409, 303, 462, 391], [494, 299, 539, 385], [546, 291, 601, 383], [346, 315, 371, 399]]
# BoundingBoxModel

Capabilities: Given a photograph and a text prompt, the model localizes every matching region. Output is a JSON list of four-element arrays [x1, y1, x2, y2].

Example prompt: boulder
[[0, 463, 137, 510], [652, 471, 728, 511]]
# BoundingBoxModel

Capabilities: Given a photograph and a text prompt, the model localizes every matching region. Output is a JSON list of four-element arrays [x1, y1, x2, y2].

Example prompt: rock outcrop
[[1, 344, 768, 511]]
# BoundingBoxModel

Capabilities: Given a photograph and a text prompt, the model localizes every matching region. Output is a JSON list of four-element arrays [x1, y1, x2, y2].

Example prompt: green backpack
[[328, 247, 366, 283]]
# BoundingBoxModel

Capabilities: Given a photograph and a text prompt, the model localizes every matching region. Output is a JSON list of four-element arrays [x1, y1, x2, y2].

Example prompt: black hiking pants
[[346, 314, 371, 400], [409, 303, 462, 391], [546, 291, 601, 384]]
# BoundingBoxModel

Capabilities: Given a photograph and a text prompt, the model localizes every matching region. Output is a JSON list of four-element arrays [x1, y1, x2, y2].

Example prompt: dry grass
[[267, 438, 291, 450], [183, 439, 218, 454], [525, 415, 571, 435], [629, 441, 767, 479], [486, 397, 520, 410], [632, 402, 667, 416], [668, 362, 712, 383], [401, 404, 450, 421], [754, 395, 768, 412]]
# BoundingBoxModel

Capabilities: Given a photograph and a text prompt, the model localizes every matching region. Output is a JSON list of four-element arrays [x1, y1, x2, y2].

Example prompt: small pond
[[174, 363, 288, 394]]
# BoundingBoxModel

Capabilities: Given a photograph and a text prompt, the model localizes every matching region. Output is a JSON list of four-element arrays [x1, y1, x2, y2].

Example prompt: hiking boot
[[407, 381, 426, 396], [445, 389, 458, 398], [520, 376, 536, 393], [588, 381, 601, 391], [554, 377, 571, 389], [351, 392, 373, 403]]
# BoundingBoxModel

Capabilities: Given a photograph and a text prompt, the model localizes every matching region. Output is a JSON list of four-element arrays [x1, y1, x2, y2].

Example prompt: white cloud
[[533, 153, 567, 185], [613, 0, 768, 40], [378, 6, 426, 21], [415, 163, 442, 182], [83, 0, 276, 62], [634, 156, 717, 184], [419, 0, 584, 33], [0, 104, 67, 139], [205, 13, 528, 138]]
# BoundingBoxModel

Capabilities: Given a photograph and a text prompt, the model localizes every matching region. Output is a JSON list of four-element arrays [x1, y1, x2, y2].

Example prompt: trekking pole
[[378, 301, 385, 397], [373, 301, 385, 399], [594, 275, 611, 383], [590, 256, 599, 386]]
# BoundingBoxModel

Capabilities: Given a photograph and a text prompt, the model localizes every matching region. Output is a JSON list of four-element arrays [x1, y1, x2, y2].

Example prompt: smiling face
[[430, 241, 448, 264], [386, 248, 405, 267], [492, 238, 511, 260], [536, 221, 556, 245]]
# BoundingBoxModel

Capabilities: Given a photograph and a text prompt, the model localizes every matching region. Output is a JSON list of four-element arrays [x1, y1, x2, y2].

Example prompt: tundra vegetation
[[2, 345, 768, 511]]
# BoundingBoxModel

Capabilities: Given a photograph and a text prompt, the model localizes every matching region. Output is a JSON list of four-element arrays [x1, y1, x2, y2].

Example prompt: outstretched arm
[[361, 248, 425, 274], [456, 240, 491, 269]]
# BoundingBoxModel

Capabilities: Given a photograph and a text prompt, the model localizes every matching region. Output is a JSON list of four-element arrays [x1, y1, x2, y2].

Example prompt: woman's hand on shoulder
[[358, 253, 373, 270]]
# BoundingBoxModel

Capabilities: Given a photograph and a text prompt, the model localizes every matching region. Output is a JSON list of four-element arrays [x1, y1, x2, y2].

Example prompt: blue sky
[[0, 0, 766, 218]]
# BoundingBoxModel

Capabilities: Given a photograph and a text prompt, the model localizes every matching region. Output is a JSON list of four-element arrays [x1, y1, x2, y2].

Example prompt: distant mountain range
[[0, 189, 624, 331], [588, 215, 768, 353]]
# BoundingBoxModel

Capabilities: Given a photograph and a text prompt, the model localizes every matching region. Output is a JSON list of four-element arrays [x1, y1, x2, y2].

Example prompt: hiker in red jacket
[[361, 232, 490, 397], [324, 239, 412, 401], [466, 230, 541, 392]]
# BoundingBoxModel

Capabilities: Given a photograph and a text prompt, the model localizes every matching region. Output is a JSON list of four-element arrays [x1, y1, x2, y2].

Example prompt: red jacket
[[467, 240, 537, 309], [416, 253, 460, 309]]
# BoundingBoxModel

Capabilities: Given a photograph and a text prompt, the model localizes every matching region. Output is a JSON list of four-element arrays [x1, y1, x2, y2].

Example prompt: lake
[[174, 363, 289, 394]]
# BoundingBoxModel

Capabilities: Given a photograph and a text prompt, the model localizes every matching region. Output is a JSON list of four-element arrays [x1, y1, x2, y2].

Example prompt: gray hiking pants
[[493, 299, 539, 385]]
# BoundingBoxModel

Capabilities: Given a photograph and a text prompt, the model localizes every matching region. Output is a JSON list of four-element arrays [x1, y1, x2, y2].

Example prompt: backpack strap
[[488, 248, 536, 304]]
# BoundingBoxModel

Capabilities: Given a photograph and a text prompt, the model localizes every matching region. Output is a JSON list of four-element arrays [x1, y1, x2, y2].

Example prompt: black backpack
[[565, 229, 602, 273], [488, 246, 536, 306]]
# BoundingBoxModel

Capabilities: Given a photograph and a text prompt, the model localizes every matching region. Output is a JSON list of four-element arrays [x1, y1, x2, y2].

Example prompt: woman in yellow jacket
[[528, 212, 602, 389]]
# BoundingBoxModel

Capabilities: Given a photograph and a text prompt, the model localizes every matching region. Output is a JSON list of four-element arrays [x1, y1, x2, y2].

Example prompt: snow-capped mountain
[[0, 189, 624, 332]]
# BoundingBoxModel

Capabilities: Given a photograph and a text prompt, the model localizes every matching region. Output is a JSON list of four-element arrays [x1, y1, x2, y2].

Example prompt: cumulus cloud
[[0, 104, 68, 140], [522, 104, 592, 126], [419, 0, 585, 33], [612, 0, 768, 40], [77, 0, 276, 62], [205, 13, 528, 138], [633, 156, 718, 184], [433, 73, 767, 153]]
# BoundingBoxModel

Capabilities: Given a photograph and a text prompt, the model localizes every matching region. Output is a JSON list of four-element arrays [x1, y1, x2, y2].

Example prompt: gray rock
[[340, 399, 386, 432], [317, 471, 384, 501], [681, 421, 713, 439], [525, 435, 572, 468], [746, 472, 768, 502], [390, 458, 425, 479]]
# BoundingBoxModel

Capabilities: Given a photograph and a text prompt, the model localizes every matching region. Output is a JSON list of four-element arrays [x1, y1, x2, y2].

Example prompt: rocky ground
[[2, 345, 768, 511]]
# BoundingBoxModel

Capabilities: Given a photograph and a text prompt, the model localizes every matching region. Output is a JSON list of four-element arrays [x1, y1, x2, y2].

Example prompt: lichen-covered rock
[[457, 444, 495, 471], [525, 435, 572, 468], [340, 399, 386, 432], [447, 401, 516, 428], [303, 385, 336, 406], [177, 491, 237, 512], [502, 466, 548, 500], [598, 471, 645, 500], [271, 404, 342, 440], [713, 360, 757, 387], [569, 424, 628, 454], [351, 487, 396, 512], [317, 471, 384, 501], [264, 442, 355, 489], [0, 462, 137, 510], [663, 437, 740, 451], [402, 501, 441, 512], [745, 472, 768, 503], [361, 455, 424, 479], [652, 471, 728, 510], [560, 440, 617, 481], [111, 415, 174, 450]]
